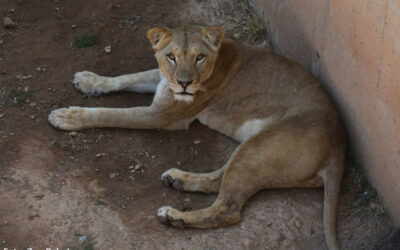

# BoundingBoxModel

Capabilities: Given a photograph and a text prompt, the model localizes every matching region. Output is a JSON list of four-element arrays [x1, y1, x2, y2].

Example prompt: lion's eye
[[167, 54, 175, 61], [196, 54, 205, 61]]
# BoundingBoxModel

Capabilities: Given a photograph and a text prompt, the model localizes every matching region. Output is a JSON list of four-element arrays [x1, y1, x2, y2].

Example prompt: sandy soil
[[0, 0, 398, 249]]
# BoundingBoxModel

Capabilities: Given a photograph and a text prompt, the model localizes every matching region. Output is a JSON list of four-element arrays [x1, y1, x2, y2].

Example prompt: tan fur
[[48, 25, 344, 250]]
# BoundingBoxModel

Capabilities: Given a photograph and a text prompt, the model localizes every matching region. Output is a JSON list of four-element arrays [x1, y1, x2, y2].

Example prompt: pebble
[[134, 164, 141, 170], [29, 211, 39, 220], [0, 114, 3, 119], [16, 74, 32, 80], [193, 140, 201, 144], [30, 115, 36, 120], [3, 17, 16, 29], [184, 198, 191, 209], [71, 24, 76, 29], [128, 165, 134, 169], [0, 40, 3, 45], [2, 241, 5, 244], [96, 153, 106, 158], [104, 45, 112, 53], [151, 155, 156, 159], [109, 172, 118, 178], [69, 131, 78, 137], [33, 194, 44, 200]]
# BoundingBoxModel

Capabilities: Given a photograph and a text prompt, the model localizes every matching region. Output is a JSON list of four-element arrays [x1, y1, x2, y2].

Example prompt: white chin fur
[[174, 94, 194, 103]]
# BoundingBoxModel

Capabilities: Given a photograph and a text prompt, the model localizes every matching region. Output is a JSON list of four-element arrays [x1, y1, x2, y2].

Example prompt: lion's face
[[147, 25, 226, 103]]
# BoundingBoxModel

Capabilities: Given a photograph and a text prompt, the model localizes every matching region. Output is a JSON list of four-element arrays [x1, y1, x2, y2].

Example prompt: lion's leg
[[160, 165, 227, 193], [48, 106, 166, 131], [157, 134, 264, 228], [73, 69, 161, 96], [157, 159, 253, 228], [158, 124, 332, 229]]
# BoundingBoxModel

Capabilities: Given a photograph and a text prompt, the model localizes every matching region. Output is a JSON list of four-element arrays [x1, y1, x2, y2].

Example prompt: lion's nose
[[177, 80, 193, 88]]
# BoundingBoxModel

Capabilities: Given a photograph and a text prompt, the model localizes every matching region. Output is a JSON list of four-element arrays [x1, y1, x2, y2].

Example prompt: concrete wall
[[251, 0, 400, 224]]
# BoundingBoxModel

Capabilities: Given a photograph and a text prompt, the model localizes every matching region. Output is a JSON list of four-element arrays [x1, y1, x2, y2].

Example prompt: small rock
[[128, 165, 134, 169], [193, 140, 201, 144], [29, 211, 39, 220], [71, 24, 76, 29], [184, 198, 191, 209], [33, 194, 44, 200], [16, 74, 32, 80], [0, 40, 3, 45], [369, 202, 377, 209], [0, 114, 3, 119], [3, 221, 8, 225], [2, 240, 5, 244], [109, 172, 118, 178], [79, 235, 87, 243], [30, 115, 36, 120], [177, 161, 182, 166], [134, 164, 141, 170], [104, 45, 112, 53], [109, 3, 121, 9], [8, 8, 15, 13], [128, 176, 135, 181], [151, 155, 156, 159], [96, 153, 106, 158], [69, 131, 78, 137], [3, 17, 16, 29]]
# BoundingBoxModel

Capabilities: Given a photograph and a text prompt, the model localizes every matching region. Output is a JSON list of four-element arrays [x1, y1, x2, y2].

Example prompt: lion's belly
[[196, 108, 280, 142]]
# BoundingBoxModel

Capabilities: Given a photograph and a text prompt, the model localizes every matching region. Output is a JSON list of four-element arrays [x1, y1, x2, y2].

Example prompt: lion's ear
[[147, 27, 172, 50], [201, 26, 226, 51]]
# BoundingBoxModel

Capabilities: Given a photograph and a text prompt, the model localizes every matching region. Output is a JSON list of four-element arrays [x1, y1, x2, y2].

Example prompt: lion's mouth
[[176, 91, 194, 96]]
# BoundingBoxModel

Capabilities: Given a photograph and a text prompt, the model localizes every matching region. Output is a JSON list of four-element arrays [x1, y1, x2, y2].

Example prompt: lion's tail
[[321, 149, 344, 250]]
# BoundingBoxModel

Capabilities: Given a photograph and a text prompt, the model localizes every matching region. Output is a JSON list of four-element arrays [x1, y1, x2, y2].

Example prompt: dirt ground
[[0, 0, 398, 249]]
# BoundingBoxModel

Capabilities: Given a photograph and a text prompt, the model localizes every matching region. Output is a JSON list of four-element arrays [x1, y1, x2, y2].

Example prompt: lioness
[[49, 25, 344, 250]]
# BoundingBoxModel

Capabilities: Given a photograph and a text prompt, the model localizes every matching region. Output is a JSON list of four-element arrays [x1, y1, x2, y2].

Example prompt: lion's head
[[147, 25, 226, 103]]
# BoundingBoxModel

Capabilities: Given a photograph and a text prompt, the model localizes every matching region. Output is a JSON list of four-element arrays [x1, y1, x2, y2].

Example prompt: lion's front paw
[[161, 168, 184, 191], [73, 71, 108, 96], [48, 107, 86, 131], [157, 206, 185, 228]]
